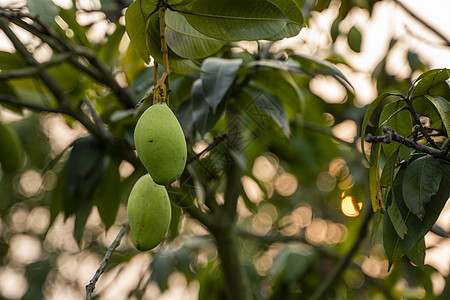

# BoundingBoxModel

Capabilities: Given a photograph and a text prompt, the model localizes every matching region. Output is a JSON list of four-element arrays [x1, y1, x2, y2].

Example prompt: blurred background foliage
[[0, 0, 449, 299]]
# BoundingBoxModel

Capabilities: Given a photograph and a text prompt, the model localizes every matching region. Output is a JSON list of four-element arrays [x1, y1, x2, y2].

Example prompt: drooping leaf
[[387, 198, 407, 239], [64, 136, 108, 216], [347, 26, 362, 53], [383, 200, 405, 267], [181, 0, 289, 41], [92, 158, 123, 229], [424, 95, 450, 135], [245, 88, 290, 137], [369, 129, 383, 212], [165, 10, 224, 59], [370, 211, 383, 246], [384, 162, 450, 268], [380, 148, 399, 187], [200, 58, 243, 112], [402, 155, 442, 220], [406, 238, 425, 270], [291, 53, 353, 90], [192, 79, 227, 136]]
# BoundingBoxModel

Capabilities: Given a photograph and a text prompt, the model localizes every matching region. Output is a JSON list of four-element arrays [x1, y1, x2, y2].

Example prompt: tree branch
[[86, 221, 129, 300], [393, 0, 450, 47], [1, 9, 136, 109], [0, 52, 72, 79], [0, 93, 64, 113], [365, 126, 450, 161], [0, 16, 68, 103], [310, 209, 374, 300]]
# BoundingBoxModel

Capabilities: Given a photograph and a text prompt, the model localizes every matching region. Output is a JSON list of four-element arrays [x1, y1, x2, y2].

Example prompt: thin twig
[[0, 94, 64, 113], [86, 221, 129, 300], [393, 0, 450, 47], [186, 134, 228, 164], [365, 126, 450, 161]]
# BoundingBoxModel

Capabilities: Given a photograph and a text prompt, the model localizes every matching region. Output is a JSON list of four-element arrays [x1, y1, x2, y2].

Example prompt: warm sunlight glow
[[341, 196, 363, 217]]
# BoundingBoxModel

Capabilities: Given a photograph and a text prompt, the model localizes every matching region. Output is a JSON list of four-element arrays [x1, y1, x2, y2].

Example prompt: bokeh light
[[341, 196, 363, 217]]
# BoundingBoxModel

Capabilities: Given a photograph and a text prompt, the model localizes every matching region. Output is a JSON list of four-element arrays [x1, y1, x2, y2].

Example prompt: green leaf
[[181, 0, 289, 41], [347, 26, 362, 53], [384, 162, 450, 267], [0, 51, 27, 69], [330, 16, 341, 43], [125, 0, 201, 73], [380, 148, 399, 187], [383, 202, 405, 267], [406, 238, 425, 270], [360, 92, 395, 162], [245, 88, 291, 137], [410, 68, 450, 100], [165, 10, 224, 59], [424, 95, 450, 135], [192, 79, 227, 136], [124, 0, 154, 64], [370, 211, 383, 246], [412, 96, 443, 129], [150, 252, 174, 290], [249, 68, 304, 118], [379, 100, 412, 158], [402, 155, 442, 220], [200, 58, 243, 113], [267, 0, 304, 40], [58, 9, 91, 48], [269, 246, 315, 281], [27, 0, 58, 27], [369, 131, 383, 212], [92, 158, 123, 229], [291, 53, 353, 90], [387, 199, 407, 239], [64, 136, 108, 216], [407, 51, 424, 72]]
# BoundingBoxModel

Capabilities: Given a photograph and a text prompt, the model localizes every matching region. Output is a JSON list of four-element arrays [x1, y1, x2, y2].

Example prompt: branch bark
[[365, 126, 450, 161], [310, 209, 374, 300], [212, 226, 252, 300], [86, 221, 129, 300]]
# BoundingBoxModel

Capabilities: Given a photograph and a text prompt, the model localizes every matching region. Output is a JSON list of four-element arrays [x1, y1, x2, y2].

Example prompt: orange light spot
[[341, 196, 362, 217]]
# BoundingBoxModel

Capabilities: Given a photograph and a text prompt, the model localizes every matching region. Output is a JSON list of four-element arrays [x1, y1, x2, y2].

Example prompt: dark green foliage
[[0, 0, 448, 299]]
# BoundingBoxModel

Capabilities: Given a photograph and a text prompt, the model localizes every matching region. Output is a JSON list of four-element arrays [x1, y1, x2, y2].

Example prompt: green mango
[[134, 103, 187, 185], [0, 121, 23, 173], [127, 174, 172, 251]]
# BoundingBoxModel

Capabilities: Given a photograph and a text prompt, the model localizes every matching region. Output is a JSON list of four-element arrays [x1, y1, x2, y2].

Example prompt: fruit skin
[[134, 103, 187, 185], [0, 121, 23, 173], [127, 174, 172, 251]]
